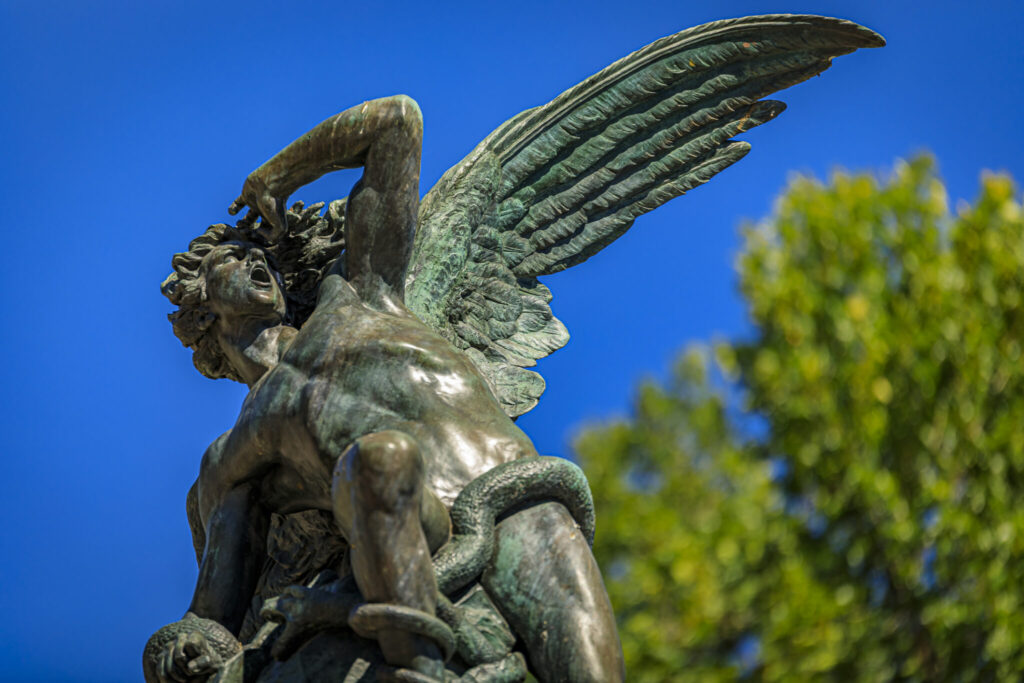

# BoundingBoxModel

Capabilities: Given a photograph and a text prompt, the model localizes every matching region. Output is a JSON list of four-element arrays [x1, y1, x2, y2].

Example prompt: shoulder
[[198, 431, 232, 473], [317, 268, 411, 318], [315, 272, 360, 307], [196, 430, 236, 521]]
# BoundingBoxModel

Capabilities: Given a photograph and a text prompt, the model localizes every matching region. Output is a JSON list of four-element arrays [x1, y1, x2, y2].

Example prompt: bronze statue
[[148, 15, 883, 682]]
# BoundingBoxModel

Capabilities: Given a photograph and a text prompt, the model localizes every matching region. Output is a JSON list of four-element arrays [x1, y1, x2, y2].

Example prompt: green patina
[[148, 15, 882, 683]]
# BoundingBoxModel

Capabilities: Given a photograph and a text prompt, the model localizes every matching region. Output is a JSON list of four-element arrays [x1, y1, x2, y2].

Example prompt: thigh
[[420, 484, 451, 555], [482, 502, 624, 683]]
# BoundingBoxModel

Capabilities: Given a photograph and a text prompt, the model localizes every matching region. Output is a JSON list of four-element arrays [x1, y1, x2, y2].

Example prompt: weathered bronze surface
[[148, 15, 883, 682]]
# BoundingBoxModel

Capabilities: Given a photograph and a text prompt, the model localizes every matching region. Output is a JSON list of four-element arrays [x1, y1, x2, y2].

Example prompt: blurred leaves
[[576, 156, 1024, 680]]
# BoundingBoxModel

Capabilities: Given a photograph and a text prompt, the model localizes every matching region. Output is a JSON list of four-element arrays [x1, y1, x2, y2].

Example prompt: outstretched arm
[[190, 481, 268, 633], [143, 433, 263, 683], [229, 95, 423, 298]]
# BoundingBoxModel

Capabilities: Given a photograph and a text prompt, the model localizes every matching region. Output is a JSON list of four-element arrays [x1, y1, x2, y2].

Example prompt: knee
[[339, 430, 424, 511], [565, 630, 625, 683], [354, 430, 421, 476], [530, 614, 624, 683]]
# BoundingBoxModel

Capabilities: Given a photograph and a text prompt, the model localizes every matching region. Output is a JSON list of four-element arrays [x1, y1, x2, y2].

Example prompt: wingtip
[[755, 99, 788, 120], [828, 17, 886, 48], [780, 14, 886, 49], [855, 25, 886, 48]]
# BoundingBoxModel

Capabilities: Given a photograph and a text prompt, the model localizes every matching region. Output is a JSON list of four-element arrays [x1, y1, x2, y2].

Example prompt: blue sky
[[1, 1, 1021, 680]]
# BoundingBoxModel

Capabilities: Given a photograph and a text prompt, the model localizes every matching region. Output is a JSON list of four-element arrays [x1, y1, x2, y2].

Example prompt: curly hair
[[161, 200, 347, 381]]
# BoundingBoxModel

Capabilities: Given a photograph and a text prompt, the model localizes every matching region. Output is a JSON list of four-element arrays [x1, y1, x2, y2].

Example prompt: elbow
[[378, 94, 423, 138]]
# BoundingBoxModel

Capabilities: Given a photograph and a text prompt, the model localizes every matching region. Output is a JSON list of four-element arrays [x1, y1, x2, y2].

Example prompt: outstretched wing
[[406, 14, 884, 417]]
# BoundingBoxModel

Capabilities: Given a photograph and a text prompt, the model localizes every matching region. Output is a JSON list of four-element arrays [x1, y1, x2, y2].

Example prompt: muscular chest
[[233, 364, 331, 496], [237, 299, 534, 506]]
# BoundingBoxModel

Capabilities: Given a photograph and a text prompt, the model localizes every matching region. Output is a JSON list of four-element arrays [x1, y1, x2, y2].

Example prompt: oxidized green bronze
[[147, 15, 883, 682]]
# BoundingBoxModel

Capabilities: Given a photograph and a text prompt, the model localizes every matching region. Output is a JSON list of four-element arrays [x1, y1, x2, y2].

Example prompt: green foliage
[[576, 157, 1024, 680]]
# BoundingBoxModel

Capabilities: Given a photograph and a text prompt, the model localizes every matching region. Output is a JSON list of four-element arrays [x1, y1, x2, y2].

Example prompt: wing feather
[[407, 15, 883, 416]]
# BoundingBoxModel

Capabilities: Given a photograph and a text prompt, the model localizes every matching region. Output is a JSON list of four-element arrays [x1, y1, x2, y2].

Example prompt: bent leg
[[332, 430, 443, 678], [482, 502, 625, 683]]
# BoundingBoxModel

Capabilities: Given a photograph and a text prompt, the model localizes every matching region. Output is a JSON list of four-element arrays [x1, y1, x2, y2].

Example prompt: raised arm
[[229, 95, 423, 298]]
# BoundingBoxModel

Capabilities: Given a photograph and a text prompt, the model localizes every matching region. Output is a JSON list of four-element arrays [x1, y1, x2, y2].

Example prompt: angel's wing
[[405, 14, 884, 417]]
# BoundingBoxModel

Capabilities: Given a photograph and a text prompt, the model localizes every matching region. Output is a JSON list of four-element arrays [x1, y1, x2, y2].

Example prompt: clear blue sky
[[1, 1, 1021, 680]]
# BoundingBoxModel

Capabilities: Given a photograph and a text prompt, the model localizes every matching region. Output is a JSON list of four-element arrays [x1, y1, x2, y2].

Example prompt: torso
[[204, 273, 537, 514]]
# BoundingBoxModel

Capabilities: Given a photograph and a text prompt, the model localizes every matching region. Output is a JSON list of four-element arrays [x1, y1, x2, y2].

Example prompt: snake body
[[432, 456, 595, 596]]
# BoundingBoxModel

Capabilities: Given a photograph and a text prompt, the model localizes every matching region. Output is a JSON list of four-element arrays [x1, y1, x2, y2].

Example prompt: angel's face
[[201, 241, 287, 323]]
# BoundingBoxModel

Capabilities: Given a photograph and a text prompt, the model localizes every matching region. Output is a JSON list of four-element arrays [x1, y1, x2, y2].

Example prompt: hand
[[228, 172, 288, 243], [143, 614, 241, 683], [156, 630, 224, 683]]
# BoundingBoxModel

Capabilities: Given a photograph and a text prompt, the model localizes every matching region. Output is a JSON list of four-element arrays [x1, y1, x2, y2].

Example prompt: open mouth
[[249, 262, 273, 289]]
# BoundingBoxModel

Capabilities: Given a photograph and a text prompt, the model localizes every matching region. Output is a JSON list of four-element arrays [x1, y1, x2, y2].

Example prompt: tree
[[576, 157, 1024, 681]]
